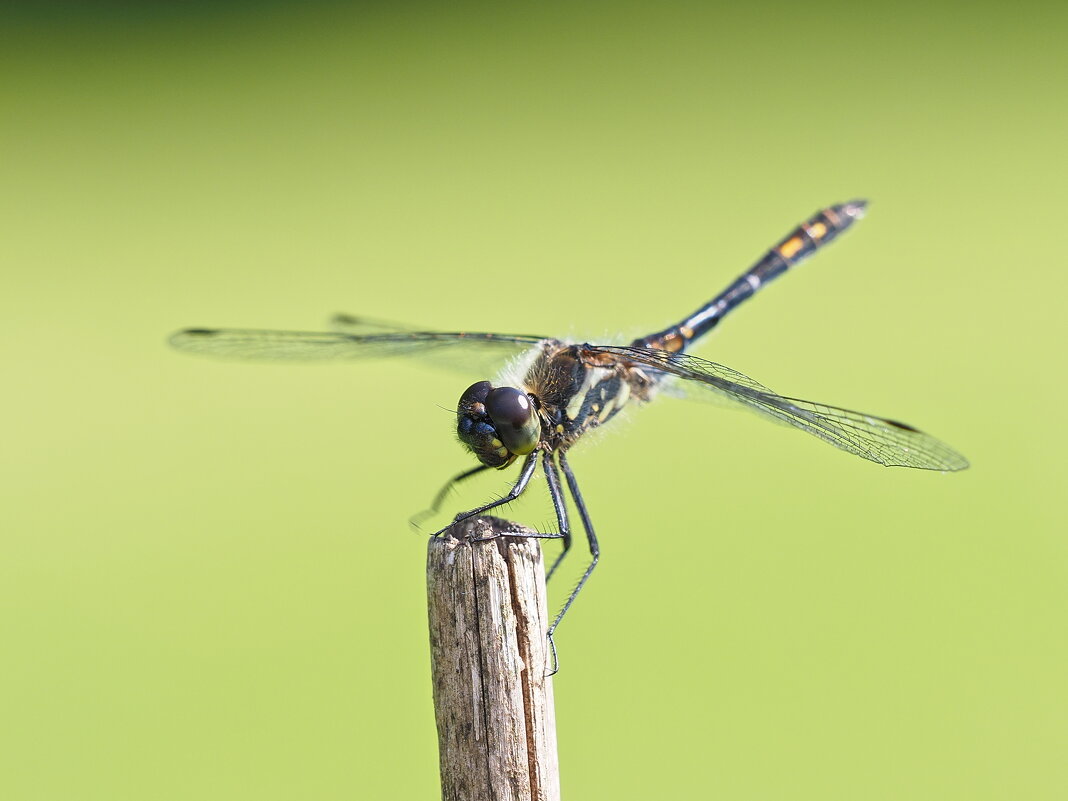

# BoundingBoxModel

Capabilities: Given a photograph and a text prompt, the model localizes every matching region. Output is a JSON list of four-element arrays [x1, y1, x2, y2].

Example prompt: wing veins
[[591, 345, 967, 471], [168, 327, 549, 374]]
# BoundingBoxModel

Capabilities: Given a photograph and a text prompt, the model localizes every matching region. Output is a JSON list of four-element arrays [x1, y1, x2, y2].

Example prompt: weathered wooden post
[[426, 516, 561, 801]]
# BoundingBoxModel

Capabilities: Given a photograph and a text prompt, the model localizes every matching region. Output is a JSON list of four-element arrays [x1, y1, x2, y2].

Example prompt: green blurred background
[[2, 2, 1065, 798]]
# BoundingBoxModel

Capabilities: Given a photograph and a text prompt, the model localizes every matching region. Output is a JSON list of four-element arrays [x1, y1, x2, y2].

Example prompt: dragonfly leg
[[466, 452, 572, 674], [473, 452, 569, 549], [431, 450, 541, 538], [409, 464, 491, 532], [544, 451, 600, 676], [543, 454, 572, 584]]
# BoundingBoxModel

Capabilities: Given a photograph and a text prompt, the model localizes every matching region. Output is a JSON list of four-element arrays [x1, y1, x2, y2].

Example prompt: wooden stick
[[427, 516, 560, 801]]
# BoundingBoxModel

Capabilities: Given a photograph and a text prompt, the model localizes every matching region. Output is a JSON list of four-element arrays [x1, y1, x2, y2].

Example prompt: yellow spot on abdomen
[[778, 236, 804, 259]]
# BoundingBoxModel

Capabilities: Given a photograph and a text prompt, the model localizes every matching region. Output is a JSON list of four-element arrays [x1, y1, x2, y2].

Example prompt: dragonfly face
[[456, 380, 541, 468]]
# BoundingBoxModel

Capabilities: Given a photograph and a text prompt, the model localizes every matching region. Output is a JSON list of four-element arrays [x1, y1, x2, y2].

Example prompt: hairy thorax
[[518, 340, 660, 452]]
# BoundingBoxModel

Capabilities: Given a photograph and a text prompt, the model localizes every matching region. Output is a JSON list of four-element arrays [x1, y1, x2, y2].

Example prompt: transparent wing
[[169, 326, 548, 375], [589, 345, 969, 471], [328, 313, 421, 334]]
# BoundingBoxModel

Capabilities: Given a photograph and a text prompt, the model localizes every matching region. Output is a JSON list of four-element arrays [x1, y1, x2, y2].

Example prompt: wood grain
[[427, 516, 560, 801]]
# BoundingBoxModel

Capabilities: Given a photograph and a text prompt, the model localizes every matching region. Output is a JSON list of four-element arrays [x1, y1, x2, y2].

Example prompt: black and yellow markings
[[776, 233, 807, 260], [805, 219, 829, 240], [775, 208, 840, 263]]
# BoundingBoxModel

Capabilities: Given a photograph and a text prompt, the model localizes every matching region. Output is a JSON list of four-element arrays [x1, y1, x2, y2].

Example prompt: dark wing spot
[[180, 328, 218, 336], [886, 418, 921, 432]]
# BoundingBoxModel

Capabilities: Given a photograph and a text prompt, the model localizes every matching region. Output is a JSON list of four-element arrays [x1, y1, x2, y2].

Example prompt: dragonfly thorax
[[456, 381, 541, 468]]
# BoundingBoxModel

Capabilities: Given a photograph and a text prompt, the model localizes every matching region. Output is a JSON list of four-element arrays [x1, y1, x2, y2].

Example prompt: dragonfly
[[170, 200, 968, 671]]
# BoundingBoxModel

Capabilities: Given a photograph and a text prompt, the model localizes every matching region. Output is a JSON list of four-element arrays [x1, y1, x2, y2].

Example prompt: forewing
[[329, 314, 419, 333], [169, 327, 548, 376], [590, 346, 968, 471]]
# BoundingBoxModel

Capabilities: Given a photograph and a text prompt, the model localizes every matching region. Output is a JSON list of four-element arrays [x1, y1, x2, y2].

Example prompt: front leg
[[409, 464, 491, 532], [431, 450, 541, 538], [467, 452, 571, 550]]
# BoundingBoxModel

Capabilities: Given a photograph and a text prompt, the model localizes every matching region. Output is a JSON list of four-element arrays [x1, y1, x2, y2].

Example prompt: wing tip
[[944, 455, 970, 472], [168, 328, 219, 349], [882, 449, 969, 472]]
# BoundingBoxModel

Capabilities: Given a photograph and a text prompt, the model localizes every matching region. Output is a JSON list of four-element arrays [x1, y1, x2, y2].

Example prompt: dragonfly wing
[[589, 346, 968, 471], [329, 314, 420, 333], [169, 327, 549, 376]]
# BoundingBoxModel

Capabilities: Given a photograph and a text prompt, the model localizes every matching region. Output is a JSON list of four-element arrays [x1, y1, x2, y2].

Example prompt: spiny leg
[[459, 454, 566, 542], [545, 451, 600, 676], [409, 464, 491, 532], [430, 450, 570, 674], [462, 454, 571, 549], [543, 454, 572, 583], [455, 452, 567, 545], [431, 450, 541, 538]]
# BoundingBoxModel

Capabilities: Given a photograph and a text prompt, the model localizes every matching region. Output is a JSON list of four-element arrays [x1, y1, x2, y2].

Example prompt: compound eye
[[458, 381, 493, 409], [485, 386, 532, 428], [485, 387, 540, 455]]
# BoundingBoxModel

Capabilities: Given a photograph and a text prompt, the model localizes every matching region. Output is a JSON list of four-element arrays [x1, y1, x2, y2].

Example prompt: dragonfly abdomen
[[634, 200, 868, 352]]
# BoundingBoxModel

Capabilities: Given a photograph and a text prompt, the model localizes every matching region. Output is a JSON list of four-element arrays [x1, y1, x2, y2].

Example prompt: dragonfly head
[[456, 381, 540, 468]]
